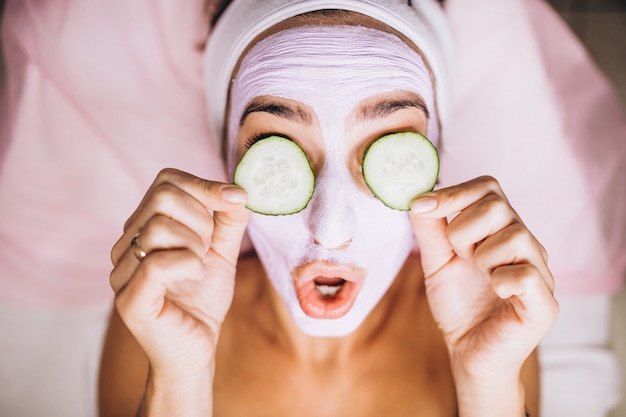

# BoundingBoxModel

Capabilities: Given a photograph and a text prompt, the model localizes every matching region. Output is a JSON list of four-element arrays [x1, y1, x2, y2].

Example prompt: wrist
[[140, 364, 214, 417], [452, 363, 526, 417]]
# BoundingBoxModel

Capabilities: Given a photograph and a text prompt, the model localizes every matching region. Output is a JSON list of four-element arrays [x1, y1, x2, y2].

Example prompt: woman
[[99, 1, 558, 416]]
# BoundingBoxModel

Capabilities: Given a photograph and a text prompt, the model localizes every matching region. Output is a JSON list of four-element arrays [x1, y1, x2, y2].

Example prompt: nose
[[306, 167, 357, 250]]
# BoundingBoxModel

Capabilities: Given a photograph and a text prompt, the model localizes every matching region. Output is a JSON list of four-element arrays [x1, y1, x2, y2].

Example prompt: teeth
[[316, 284, 342, 298]]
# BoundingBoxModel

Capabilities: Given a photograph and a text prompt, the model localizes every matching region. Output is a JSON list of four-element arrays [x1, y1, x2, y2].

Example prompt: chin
[[289, 301, 370, 338]]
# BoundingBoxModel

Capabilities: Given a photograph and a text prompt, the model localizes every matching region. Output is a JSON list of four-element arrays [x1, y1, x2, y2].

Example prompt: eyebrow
[[239, 98, 313, 127], [358, 96, 430, 122]]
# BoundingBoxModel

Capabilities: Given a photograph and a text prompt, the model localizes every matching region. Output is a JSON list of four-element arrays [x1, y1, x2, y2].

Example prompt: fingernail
[[410, 196, 437, 214], [222, 186, 247, 204]]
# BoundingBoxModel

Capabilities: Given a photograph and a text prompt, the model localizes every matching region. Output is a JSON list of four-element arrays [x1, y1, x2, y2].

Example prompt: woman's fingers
[[409, 215, 454, 278], [445, 192, 520, 259], [111, 168, 249, 266], [490, 263, 559, 330], [110, 215, 207, 293], [409, 176, 553, 292], [111, 185, 213, 266], [209, 206, 251, 268], [110, 168, 251, 300], [474, 222, 554, 291], [409, 176, 511, 276], [474, 221, 558, 328], [411, 176, 508, 219], [139, 168, 247, 214], [114, 249, 208, 324], [137, 214, 208, 258]]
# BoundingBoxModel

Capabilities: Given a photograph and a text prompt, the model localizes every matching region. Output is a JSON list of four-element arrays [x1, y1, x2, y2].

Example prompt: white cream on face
[[228, 25, 436, 337]]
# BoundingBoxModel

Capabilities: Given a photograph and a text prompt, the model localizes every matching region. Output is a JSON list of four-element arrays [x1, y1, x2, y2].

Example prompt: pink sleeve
[[443, 0, 626, 294], [0, 0, 226, 307]]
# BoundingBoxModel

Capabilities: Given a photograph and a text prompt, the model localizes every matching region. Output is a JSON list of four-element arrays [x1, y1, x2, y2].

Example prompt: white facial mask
[[228, 25, 435, 337]]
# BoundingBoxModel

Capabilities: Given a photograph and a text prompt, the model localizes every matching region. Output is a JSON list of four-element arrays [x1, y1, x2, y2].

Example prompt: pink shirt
[[1, 0, 624, 308]]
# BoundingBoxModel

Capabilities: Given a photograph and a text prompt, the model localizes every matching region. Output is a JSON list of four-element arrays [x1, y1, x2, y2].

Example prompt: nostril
[[313, 237, 353, 250]]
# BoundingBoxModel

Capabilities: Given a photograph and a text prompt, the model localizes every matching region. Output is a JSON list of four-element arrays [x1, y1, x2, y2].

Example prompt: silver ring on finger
[[131, 233, 147, 262]]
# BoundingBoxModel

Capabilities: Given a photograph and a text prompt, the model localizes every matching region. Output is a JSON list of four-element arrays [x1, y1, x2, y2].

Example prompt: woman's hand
[[409, 176, 558, 416], [109, 169, 250, 381]]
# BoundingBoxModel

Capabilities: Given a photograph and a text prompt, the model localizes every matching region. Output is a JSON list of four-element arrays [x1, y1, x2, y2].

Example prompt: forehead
[[230, 25, 433, 119], [235, 9, 424, 68]]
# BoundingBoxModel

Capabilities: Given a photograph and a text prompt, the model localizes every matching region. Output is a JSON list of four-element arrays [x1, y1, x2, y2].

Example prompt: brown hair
[[206, 0, 445, 30]]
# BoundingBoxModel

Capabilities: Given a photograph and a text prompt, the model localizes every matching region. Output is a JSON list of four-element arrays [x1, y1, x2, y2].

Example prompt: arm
[[521, 350, 540, 417], [99, 309, 215, 417], [99, 309, 149, 417]]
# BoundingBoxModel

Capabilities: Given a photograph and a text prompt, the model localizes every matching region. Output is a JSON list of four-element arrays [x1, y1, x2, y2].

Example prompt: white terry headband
[[203, 0, 454, 148]]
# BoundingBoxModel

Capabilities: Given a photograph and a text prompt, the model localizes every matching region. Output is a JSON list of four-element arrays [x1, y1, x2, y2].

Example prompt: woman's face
[[227, 25, 435, 337]]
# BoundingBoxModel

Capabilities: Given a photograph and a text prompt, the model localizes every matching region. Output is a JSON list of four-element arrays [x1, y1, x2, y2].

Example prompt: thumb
[[409, 198, 455, 278], [209, 197, 251, 267]]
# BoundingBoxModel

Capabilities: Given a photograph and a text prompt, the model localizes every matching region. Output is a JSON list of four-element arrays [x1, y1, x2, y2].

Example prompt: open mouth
[[292, 261, 365, 319], [315, 277, 345, 298]]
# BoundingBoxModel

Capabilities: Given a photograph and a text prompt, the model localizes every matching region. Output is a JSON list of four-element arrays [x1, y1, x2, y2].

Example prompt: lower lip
[[293, 276, 364, 319], [295, 279, 361, 319]]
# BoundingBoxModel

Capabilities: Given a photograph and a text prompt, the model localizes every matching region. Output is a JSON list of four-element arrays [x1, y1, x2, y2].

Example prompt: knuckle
[[122, 216, 134, 233], [110, 238, 124, 265], [518, 266, 552, 299], [473, 248, 491, 272], [437, 185, 455, 200], [109, 268, 121, 291], [110, 249, 120, 266], [480, 192, 510, 218], [475, 175, 502, 192], [142, 214, 173, 239], [214, 208, 247, 229], [538, 242, 549, 263], [517, 264, 539, 283], [447, 229, 472, 257], [149, 183, 183, 212], [505, 222, 546, 261], [436, 185, 462, 211], [156, 167, 184, 184], [503, 263, 542, 292], [505, 221, 529, 242], [549, 297, 560, 320], [193, 176, 221, 200]]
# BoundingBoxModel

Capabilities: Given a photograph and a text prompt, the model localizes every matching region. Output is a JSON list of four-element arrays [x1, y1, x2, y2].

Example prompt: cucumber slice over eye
[[234, 136, 315, 215], [362, 132, 439, 211]]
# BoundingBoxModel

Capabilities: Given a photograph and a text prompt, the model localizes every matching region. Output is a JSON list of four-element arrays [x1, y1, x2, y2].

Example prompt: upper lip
[[292, 260, 366, 285]]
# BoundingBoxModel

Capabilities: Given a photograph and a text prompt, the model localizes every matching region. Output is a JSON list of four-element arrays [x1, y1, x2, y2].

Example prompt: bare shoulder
[[98, 308, 149, 417]]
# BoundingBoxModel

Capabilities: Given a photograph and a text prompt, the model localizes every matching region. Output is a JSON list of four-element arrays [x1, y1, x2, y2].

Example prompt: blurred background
[[548, 0, 625, 101], [544, 1, 625, 415], [0, 0, 624, 415]]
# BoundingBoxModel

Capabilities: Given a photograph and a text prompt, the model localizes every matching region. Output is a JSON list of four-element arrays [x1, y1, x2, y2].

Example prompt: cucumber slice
[[234, 136, 314, 215], [362, 132, 439, 211]]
